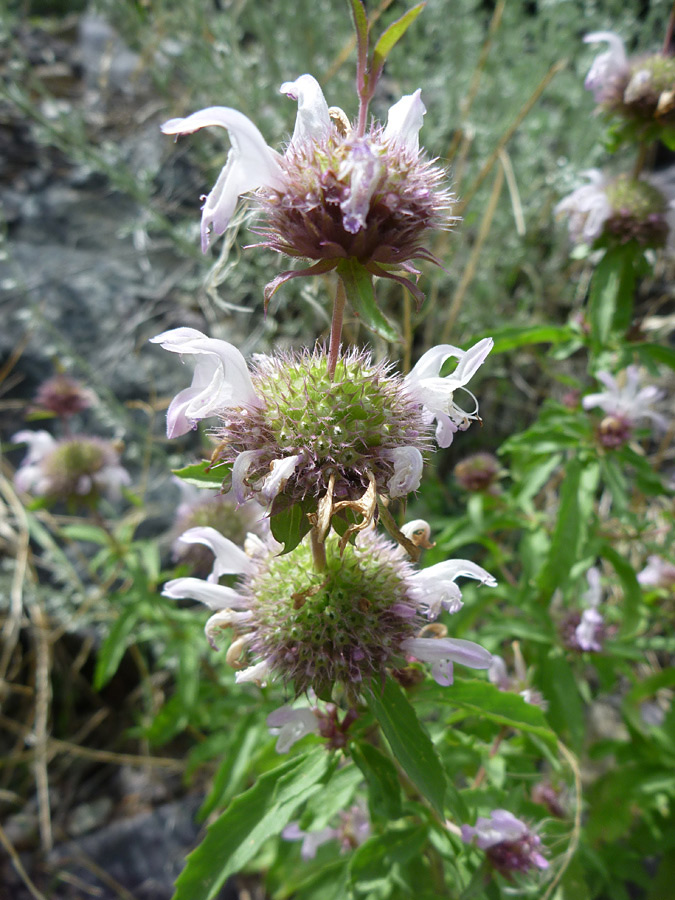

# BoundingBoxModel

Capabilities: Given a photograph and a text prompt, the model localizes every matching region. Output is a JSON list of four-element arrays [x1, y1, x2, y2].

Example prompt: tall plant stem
[[310, 527, 327, 572], [328, 277, 347, 379]]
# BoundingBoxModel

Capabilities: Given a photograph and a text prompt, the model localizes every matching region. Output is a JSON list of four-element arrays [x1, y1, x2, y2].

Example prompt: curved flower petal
[[402, 636, 492, 685], [267, 705, 320, 753], [232, 449, 264, 504], [386, 446, 424, 497], [583, 31, 629, 102], [12, 429, 56, 463], [161, 106, 284, 251], [262, 454, 302, 502], [162, 576, 248, 610], [178, 525, 252, 581], [280, 74, 331, 145], [235, 659, 272, 685], [383, 89, 426, 153], [150, 328, 259, 437]]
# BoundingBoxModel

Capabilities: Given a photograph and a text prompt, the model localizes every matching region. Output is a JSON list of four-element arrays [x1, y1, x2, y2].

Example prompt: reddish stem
[[327, 277, 347, 379]]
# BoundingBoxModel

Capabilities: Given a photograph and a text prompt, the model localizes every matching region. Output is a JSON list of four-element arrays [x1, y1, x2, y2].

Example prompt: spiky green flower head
[[163, 523, 496, 702], [12, 431, 130, 503], [610, 55, 675, 122], [603, 175, 669, 247], [219, 346, 431, 510]]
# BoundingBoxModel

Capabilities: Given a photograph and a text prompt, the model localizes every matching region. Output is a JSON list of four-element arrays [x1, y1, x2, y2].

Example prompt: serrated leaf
[[94, 605, 139, 689], [173, 751, 330, 900], [337, 259, 399, 343], [430, 678, 557, 748], [351, 741, 402, 819], [172, 460, 231, 488], [366, 677, 447, 816], [270, 501, 312, 553], [371, 3, 425, 79]]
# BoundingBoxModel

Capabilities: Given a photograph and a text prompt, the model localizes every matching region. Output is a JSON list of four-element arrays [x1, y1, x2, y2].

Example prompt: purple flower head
[[462, 809, 549, 877], [583, 366, 666, 448]]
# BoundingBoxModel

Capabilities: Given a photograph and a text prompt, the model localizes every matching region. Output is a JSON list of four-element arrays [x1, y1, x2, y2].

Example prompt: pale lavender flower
[[462, 809, 549, 875], [385, 446, 424, 497], [638, 555, 675, 590], [283, 803, 370, 860], [489, 649, 547, 709], [162, 522, 494, 695], [407, 559, 496, 619], [404, 338, 494, 448], [584, 32, 630, 103], [150, 328, 260, 438], [555, 169, 612, 246], [583, 366, 666, 447], [574, 567, 605, 652], [267, 705, 320, 753]]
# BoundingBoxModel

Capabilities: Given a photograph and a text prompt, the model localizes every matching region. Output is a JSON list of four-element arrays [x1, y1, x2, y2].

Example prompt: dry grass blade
[[0, 822, 49, 900]]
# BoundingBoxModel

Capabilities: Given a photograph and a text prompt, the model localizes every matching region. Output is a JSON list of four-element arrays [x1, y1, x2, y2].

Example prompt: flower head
[[462, 809, 549, 877], [12, 430, 130, 503], [556, 171, 669, 248], [162, 75, 454, 300], [454, 452, 500, 493], [163, 523, 493, 699], [583, 32, 675, 127], [583, 366, 666, 447], [33, 375, 95, 418]]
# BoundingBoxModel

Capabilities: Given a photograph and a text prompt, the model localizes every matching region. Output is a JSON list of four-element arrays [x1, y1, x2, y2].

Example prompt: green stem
[[328, 277, 347, 379]]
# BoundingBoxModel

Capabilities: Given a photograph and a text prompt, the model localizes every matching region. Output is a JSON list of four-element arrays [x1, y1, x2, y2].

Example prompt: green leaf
[[198, 713, 264, 819], [301, 764, 362, 829], [479, 324, 575, 354], [173, 751, 331, 900], [269, 500, 312, 553], [351, 741, 402, 819], [431, 679, 557, 748], [633, 342, 675, 373], [588, 246, 636, 348], [94, 605, 139, 690], [172, 460, 232, 489], [349, 825, 428, 893], [598, 541, 642, 638], [538, 458, 593, 597], [337, 259, 399, 343], [346, 0, 369, 74], [366, 677, 447, 816], [371, 3, 425, 80], [60, 523, 111, 545], [537, 652, 585, 750]]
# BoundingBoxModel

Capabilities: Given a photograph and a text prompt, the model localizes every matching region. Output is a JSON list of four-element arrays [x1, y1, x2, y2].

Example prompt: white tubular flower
[[582, 366, 666, 431], [12, 430, 57, 494], [261, 454, 303, 502], [401, 636, 493, 686], [150, 327, 260, 438], [267, 705, 320, 753], [583, 31, 629, 103], [235, 659, 272, 685], [408, 559, 497, 619], [405, 338, 494, 447], [161, 107, 284, 251], [383, 89, 426, 152], [555, 169, 612, 246], [279, 74, 331, 144], [178, 525, 253, 582], [386, 446, 424, 497], [638, 555, 675, 589], [161, 577, 248, 610]]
